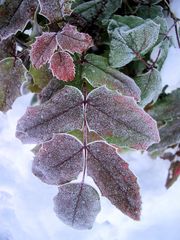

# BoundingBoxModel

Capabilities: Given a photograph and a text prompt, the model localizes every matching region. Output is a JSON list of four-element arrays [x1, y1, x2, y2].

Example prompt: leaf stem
[[82, 81, 88, 183]]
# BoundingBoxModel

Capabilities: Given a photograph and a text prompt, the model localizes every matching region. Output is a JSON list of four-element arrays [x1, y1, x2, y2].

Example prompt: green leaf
[[137, 5, 163, 19], [134, 68, 162, 107], [74, 0, 122, 22], [82, 54, 141, 100], [153, 17, 168, 43], [155, 39, 170, 70], [109, 19, 160, 68], [0, 57, 27, 112]]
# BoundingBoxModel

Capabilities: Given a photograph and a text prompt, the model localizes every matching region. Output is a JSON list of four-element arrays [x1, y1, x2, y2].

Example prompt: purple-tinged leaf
[[0, 36, 16, 61], [0, 0, 38, 40], [86, 86, 160, 150], [39, 0, 73, 23], [87, 141, 141, 220], [56, 24, 93, 54], [50, 51, 75, 81], [53, 183, 101, 229], [0, 57, 27, 112], [30, 32, 57, 69], [166, 161, 180, 189], [16, 86, 84, 144], [83, 54, 141, 101], [32, 134, 83, 185]]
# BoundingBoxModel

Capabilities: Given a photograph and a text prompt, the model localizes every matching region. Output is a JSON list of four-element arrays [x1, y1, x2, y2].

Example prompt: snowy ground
[[1, 0, 180, 239]]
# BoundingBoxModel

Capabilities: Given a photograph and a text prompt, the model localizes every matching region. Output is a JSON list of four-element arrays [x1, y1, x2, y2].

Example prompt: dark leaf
[[0, 36, 16, 60], [166, 161, 180, 188], [87, 141, 141, 220], [16, 86, 84, 143], [56, 24, 93, 54], [53, 183, 101, 229], [50, 51, 75, 81], [30, 32, 57, 69], [0, 57, 26, 112], [32, 133, 83, 185], [82, 54, 141, 101], [0, 0, 38, 39], [86, 86, 160, 150]]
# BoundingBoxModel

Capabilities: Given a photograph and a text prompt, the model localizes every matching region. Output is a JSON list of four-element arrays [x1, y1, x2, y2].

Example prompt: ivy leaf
[[29, 64, 53, 91], [109, 20, 160, 68], [74, 0, 122, 22], [39, 0, 73, 23], [50, 51, 75, 81], [134, 68, 162, 107], [56, 24, 93, 54], [87, 141, 141, 220], [16, 86, 84, 144], [0, 36, 16, 61], [32, 134, 83, 185], [30, 32, 57, 69], [0, 0, 38, 39], [53, 183, 101, 229], [166, 161, 180, 188], [86, 86, 160, 150], [0, 57, 26, 112], [82, 54, 141, 101]]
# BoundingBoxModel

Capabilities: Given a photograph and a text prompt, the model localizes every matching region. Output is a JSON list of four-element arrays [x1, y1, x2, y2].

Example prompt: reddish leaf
[[0, 0, 38, 39], [30, 32, 57, 69], [0, 36, 16, 61], [87, 141, 141, 220], [0, 57, 27, 112], [86, 86, 160, 150], [56, 24, 93, 54], [50, 51, 75, 81], [53, 183, 101, 229], [16, 86, 84, 144], [166, 161, 180, 188], [32, 134, 83, 185], [39, 0, 73, 23]]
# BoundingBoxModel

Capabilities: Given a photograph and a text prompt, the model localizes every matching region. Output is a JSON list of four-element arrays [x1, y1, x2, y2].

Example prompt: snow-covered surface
[[0, 92, 180, 240]]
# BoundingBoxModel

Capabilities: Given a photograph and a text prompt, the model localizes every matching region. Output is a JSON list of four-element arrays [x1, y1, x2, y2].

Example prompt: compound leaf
[[53, 183, 101, 229], [109, 19, 160, 68], [32, 133, 83, 185], [82, 54, 141, 101], [0, 57, 26, 112], [30, 32, 57, 69], [86, 86, 160, 150], [87, 141, 141, 220], [0, 0, 38, 39], [39, 0, 73, 23], [135, 68, 162, 107], [16, 86, 84, 143], [56, 24, 93, 54], [50, 51, 75, 81]]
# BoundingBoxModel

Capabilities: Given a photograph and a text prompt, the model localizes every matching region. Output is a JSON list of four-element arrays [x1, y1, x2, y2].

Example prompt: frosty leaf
[[29, 64, 53, 91], [166, 161, 180, 188], [86, 86, 160, 150], [68, 129, 103, 143], [134, 68, 162, 107], [137, 5, 163, 19], [56, 24, 93, 54], [109, 20, 160, 68], [153, 17, 168, 43], [87, 141, 141, 220], [0, 36, 16, 60], [32, 134, 83, 185], [39, 0, 73, 23], [155, 39, 170, 70], [16, 86, 84, 144], [148, 89, 180, 125], [74, 0, 122, 22], [30, 32, 57, 69], [0, 57, 26, 112], [50, 51, 75, 81], [148, 119, 180, 152], [82, 54, 141, 101], [53, 183, 101, 229], [0, 0, 38, 39]]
